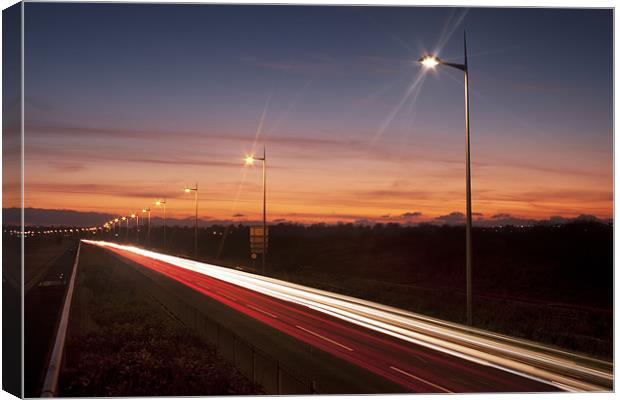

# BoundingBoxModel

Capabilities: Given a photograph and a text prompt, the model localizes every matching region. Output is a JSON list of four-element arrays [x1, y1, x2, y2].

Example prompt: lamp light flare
[[419, 55, 441, 68], [244, 155, 255, 165]]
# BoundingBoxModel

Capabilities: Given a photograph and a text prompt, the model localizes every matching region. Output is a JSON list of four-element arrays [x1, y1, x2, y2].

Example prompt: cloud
[[48, 161, 87, 173], [232, 213, 245, 218], [401, 211, 422, 219], [434, 211, 465, 224], [491, 213, 513, 219], [25, 182, 182, 200]]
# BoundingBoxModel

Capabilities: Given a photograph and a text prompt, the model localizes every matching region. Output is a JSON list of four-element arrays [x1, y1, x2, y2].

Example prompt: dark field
[[121, 220, 613, 359], [17, 219, 613, 362], [60, 246, 263, 396]]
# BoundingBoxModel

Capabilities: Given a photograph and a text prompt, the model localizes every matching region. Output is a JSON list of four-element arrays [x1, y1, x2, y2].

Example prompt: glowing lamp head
[[142, 208, 147, 213], [244, 155, 255, 165], [418, 55, 441, 68], [121, 216, 126, 221], [184, 188, 191, 193], [131, 214, 136, 218], [114, 218, 119, 222]]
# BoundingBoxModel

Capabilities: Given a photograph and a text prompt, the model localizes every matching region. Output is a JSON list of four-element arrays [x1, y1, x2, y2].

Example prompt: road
[[83, 240, 612, 393], [25, 240, 80, 397]]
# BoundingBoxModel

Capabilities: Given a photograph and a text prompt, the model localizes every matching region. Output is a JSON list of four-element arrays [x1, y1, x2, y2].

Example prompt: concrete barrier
[[40, 243, 81, 397]]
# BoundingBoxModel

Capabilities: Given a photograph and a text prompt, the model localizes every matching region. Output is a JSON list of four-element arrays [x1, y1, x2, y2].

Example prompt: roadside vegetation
[[60, 247, 263, 396]]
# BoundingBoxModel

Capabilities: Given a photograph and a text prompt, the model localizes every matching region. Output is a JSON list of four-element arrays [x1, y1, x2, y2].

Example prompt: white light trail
[[82, 240, 612, 392]]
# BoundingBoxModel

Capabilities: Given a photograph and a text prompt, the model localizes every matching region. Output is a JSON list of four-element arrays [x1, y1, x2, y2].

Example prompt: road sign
[[250, 226, 268, 254]]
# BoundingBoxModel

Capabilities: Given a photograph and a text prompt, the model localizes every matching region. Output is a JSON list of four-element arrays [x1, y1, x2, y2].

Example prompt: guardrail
[[138, 267, 318, 394], [40, 242, 81, 397]]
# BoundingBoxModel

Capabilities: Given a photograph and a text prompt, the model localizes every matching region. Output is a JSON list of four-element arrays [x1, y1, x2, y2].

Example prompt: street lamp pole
[[114, 218, 119, 241], [142, 208, 151, 247], [262, 146, 267, 274], [419, 31, 473, 326], [245, 146, 267, 274], [123, 216, 129, 241], [184, 183, 199, 259], [131, 213, 139, 242], [156, 200, 167, 250]]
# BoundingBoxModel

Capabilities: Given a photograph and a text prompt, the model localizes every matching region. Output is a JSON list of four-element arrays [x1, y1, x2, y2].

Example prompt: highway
[[82, 240, 613, 393]]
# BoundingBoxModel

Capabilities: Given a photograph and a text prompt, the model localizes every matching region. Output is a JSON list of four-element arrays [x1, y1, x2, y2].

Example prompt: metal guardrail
[[140, 267, 319, 395], [40, 242, 81, 397]]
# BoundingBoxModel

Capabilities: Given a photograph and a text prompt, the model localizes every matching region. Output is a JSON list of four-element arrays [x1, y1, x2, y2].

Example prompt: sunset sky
[[21, 4, 612, 224]]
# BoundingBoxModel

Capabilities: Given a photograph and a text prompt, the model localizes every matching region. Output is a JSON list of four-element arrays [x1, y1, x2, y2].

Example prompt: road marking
[[247, 304, 278, 319], [296, 325, 354, 351], [389, 366, 452, 393]]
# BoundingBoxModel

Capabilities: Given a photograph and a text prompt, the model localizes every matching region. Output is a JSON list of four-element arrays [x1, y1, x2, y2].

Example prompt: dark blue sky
[[22, 4, 613, 222]]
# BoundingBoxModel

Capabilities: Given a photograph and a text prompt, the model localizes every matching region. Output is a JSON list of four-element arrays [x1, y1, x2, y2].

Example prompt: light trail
[[82, 240, 612, 392]]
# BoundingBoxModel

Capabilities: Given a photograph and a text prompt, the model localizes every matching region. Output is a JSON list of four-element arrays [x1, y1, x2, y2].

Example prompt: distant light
[[418, 55, 441, 68], [185, 188, 191, 193], [244, 155, 255, 166]]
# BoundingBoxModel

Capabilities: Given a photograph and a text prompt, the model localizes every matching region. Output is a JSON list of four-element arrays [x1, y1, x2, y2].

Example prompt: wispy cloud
[[48, 161, 88, 173]]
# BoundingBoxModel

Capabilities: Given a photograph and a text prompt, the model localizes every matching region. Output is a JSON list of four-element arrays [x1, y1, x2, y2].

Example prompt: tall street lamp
[[184, 183, 199, 260], [122, 216, 128, 241], [142, 208, 151, 247], [418, 32, 473, 326], [131, 213, 139, 242], [245, 146, 267, 274], [156, 199, 167, 250], [114, 218, 119, 240]]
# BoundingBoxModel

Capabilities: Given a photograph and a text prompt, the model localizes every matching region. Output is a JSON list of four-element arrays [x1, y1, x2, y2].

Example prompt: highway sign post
[[250, 226, 268, 254], [250, 226, 268, 273]]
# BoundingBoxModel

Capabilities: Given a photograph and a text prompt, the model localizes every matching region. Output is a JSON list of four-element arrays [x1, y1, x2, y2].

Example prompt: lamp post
[[131, 213, 139, 242], [122, 216, 128, 241], [184, 183, 199, 259], [418, 32, 473, 326], [114, 218, 119, 241], [244, 146, 267, 274], [142, 208, 151, 247], [156, 199, 167, 250]]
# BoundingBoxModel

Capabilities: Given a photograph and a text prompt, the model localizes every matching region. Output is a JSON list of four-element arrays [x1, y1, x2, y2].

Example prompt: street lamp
[[244, 146, 267, 274], [114, 218, 119, 240], [121, 216, 128, 241], [142, 208, 151, 247], [131, 213, 139, 242], [156, 199, 167, 250], [184, 184, 199, 259], [418, 32, 473, 326]]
